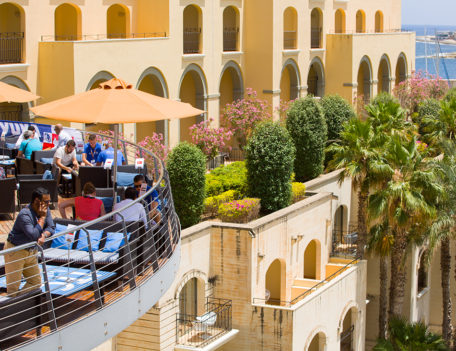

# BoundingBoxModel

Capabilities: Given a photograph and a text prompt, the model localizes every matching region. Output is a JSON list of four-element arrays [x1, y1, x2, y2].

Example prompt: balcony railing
[[0, 32, 24, 64], [183, 28, 201, 54], [284, 31, 297, 50], [0, 131, 180, 350], [311, 28, 322, 49], [331, 225, 358, 258], [223, 27, 239, 52], [340, 325, 354, 351], [176, 297, 232, 348], [41, 32, 167, 42], [0, 105, 22, 122]]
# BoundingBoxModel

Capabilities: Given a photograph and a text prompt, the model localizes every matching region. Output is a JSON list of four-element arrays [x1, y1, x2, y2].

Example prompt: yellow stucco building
[[0, 0, 414, 147]]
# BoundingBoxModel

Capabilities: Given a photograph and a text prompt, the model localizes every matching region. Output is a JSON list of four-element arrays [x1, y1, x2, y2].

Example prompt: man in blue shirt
[[17, 130, 43, 160], [96, 142, 126, 166], [4, 187, 55, 296], [82, 134, 102, 166]]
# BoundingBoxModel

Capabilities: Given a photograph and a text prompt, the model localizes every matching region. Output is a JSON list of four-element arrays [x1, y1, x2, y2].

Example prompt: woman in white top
[[113, 187, 148, 229]]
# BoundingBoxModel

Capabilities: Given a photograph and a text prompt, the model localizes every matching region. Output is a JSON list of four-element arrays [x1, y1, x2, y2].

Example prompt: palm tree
[[369, 135, 442, 318], [423, 98, 456, 147], [374, 317, 449, 351]]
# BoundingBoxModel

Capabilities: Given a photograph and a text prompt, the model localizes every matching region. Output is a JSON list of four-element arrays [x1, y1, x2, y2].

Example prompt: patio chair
[[15, 157, 34, 175], [18, 179, 58, 208], [31, 150, 55, 164], [0, 178, 16, 219], [95, 187, 125, 200], [78, 166, 111, 190], [193, 311, 217, 339]]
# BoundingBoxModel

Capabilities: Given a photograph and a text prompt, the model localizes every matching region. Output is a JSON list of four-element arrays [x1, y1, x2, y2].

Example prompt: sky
[[402, 0, 456, 26]]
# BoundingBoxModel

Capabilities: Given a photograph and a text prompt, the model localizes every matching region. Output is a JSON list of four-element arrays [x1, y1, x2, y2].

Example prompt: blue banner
[[0, 120, 51, 142]]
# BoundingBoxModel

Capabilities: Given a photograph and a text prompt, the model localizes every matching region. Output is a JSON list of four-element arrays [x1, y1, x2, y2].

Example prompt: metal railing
[[328, 28, 408, 35], [223, 28, 239, 52], [227, 148, 244, 162], [0, 130, 180, 350], [331, 225, 358, 258], [284, 31, 297, 50], [176, 297, 232, 348], [340, 325, 354, 351], [311, 28, 322, 49], [252, 258, 358, 307], [0, 32, 24, 64], [40, 32, 167, 42], [0, 106, 23, 122], [183, 28, 201, 54]]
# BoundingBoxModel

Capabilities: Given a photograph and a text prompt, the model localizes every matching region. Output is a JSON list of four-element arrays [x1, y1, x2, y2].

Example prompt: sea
[[402, 24, 456, 80]]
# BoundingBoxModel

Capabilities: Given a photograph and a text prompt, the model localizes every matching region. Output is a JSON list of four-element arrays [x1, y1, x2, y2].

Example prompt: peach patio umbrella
[[0, 81, 40, 103], [31, 78, 204, 200]]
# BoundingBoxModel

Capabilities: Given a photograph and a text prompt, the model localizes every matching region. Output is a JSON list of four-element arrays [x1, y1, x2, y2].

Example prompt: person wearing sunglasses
[[4, 187, 55, 296]]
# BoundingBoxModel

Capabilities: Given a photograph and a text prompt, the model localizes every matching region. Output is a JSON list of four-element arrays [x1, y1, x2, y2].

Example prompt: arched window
[[0, 3, 25, 63], [375, 11, 384, 33], [340, 308, 356, 351], [265, 259, 285, 305], [179, 277, 205, 317], [283, 7, 297, 49], [378, 55, 391, 93], [308, 332, 327, 351], [107, 4, 130, 39], [335, 9, 345, 34], [417, 250, 429, 293], [55, 3, 81, 41], [395, 53, 407, 86], [304, 240, 320, 279], [307, 58, 325, 97], [223, 6, 239, 51], [310, 8, 323, 49], [357, 56, 372, 104], [356, 10, 366, 33], [183, 5, 202, 54]]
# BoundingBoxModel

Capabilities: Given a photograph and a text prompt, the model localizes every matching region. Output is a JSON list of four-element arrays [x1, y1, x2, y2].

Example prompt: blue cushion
[[97, 196, 121, 213], [42, 170, 53, 180], [76, 229, 103, 252], [51, 224, 77, 249], [102, 232, 131, 253], [116, 172, 138, 187], [40, 157, 53, 164]]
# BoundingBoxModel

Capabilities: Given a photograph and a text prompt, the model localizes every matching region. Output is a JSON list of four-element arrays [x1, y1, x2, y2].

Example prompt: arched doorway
[[265, 259, 285, 305], [307, 58, 325, 97], [308, 332, 327, 351], [0, 76, 31, 122], [107, 4, 130, 39], [179, 64, 206, 143], [280, 59, 300, 102], [178, 277, 205, 317], [334, 205, 348, 233], [283, 7, 297, 50], [340, 307, 357, 351], [304, 240, 320, 279], [223, 6, 239, 52], [183, 5, 202, 54], [310, 8, 323, 49], [395, 53, 407, 86], [378, 55, 391, 93], [357, 56, 372, 103], [55, 3, 81, 41], [136, 67, 169, 145], [0, 3, 24, 64], [219, 61, 244, 109], [335, 9, 346, 34], [417, 250, 429, 293], [375, 11, 384, 33], [85, 71, 116, 132], [356, 10, 366, 33]]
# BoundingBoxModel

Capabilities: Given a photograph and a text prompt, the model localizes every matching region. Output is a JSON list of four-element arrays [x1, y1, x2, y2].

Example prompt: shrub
[[205, 161, 248, 197], [204, 190, 241, 217], [286, 97, 327, 181], [320, 95, 355, 142], [291, 182, 306, 203], [218, 198, 261, 223], [245, 121, 295, 213], [167, 142, 206, 228], [444, 87, 456, 102], [416, 98, 441, 139], [370, 92, 400, 107]]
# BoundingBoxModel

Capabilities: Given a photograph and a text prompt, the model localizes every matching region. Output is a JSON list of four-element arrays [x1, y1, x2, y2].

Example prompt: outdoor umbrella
[[0, 81, 40, 103], [31, 78, 204, 200]]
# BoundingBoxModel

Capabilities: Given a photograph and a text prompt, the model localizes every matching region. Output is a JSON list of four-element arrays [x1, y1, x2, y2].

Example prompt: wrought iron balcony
[[223, 27, 239, 52], [284, 31, 297, 50], [184, 28, 201, 54], [311, 28, 322, 49], [0, 32, 24, 64], [331, 225, 358, 258]]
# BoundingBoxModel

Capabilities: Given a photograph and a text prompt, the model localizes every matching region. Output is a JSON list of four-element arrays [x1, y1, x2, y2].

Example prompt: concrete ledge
[[175, 329, 239, 351]]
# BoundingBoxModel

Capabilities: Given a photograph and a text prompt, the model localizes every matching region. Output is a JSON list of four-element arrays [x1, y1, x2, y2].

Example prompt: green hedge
[[245, 121, 295, 213], [320, 95, 355, 142], [204, 189, 240, 217], [205, 161, 247, 197], [167, 142, 206, 228], [286, 97, 327, 181]]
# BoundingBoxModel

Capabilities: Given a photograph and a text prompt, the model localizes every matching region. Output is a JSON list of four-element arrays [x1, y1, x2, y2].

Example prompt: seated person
[[82, 133, 102, 167], [59, 182, 105, 220], [133, 174, 161, 223], [113, 187, 148, 229], [96, 142, 126, 167], [17, 130, 42, 160], [14, 125, 40, 149], [53, 139, 79, 175]]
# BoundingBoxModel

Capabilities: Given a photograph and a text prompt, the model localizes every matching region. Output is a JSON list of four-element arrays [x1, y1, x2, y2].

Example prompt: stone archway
[[280, 58, 300, 102], [307, 57, 325, 98], [395, 53, 408, 86], [357, 56, 372, 103], [378, 54, 391, 93], [219, 60, 244, 109]]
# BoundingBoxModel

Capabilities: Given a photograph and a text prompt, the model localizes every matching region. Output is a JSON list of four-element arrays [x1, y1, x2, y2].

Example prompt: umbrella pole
[[113, 124, 119, 204]]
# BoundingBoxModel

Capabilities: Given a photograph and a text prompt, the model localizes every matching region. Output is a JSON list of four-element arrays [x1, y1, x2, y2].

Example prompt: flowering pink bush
[[189, 118, 233, 159], [218, 198, 261, 223], [394, 71, 448, 114], [220, 88, 271, 149], [137, 132, 169, 162], [96, 129, 130, 150]]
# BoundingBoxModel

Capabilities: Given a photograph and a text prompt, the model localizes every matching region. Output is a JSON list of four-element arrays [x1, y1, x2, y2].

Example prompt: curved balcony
[[0, 131, 181, 351]]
